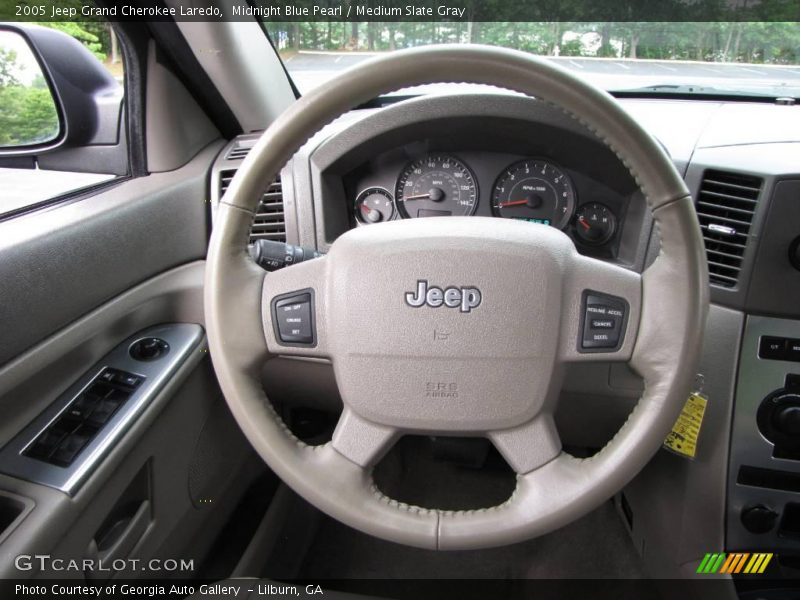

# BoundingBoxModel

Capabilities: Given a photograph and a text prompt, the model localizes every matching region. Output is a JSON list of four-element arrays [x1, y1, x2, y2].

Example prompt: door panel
[[0, 141, 222, 367], [0, 137, 263, 579], [0, 262, 206, 448]]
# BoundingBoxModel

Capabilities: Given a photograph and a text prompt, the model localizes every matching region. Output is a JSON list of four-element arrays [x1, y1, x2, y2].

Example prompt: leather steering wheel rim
[[205, 45, 709, 550]]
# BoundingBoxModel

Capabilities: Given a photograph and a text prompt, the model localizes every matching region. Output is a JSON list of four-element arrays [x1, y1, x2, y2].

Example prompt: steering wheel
[[205, 45, 708, 550]]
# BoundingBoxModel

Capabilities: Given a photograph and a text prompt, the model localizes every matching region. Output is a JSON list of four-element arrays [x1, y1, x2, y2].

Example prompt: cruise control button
[[274, 293, 314, 345], [581, 292, 628, 351], [591, 319, 615, 329], [759, 336, 787, 361]]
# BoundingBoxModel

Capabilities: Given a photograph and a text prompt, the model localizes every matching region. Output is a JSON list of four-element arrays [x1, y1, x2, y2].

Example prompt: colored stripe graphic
[[719, 554, 736, 573], [697, 553, 773, 574], [732, 554, 749, 574], [697, 553, 714, 573], [755, 553, 773, 574], [711, 554, 726, 573]]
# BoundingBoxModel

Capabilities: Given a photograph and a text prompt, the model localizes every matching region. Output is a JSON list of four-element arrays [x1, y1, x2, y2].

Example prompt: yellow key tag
[[663, 392, 708, 459]]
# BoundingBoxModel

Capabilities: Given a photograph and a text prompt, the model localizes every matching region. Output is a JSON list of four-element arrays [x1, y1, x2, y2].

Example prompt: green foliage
[[0, 46, 59, 146], [39, 22, 106, 61], [560, 39, 584, 57], [0, 85, 59, 146], [0, 48, 20, 86], [265, 20, 800, 65]]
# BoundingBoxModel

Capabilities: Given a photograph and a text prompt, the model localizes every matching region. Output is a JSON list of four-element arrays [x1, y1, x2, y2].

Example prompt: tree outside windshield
[[264, 22, 800, 95]]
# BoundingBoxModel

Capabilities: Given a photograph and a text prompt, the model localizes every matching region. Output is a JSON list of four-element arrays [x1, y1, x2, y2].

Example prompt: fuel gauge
[[355, 187, 394, 224], [574, 202, 616, 245]]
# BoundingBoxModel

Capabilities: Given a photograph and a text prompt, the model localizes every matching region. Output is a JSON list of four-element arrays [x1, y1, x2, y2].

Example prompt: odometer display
[[395, 155, 477, 219], [491, 160, 576, 230]]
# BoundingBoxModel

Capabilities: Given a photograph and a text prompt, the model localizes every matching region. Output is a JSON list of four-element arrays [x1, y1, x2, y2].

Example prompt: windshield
[[263, 22, 800, 98]]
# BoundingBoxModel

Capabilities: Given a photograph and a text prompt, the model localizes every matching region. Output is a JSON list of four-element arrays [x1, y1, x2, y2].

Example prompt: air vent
[[225, 139, 256, 161], [696, 170, 761, 288], [219, 170, 286, 243]]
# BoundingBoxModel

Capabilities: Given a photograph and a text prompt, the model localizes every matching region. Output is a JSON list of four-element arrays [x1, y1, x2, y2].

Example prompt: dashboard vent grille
[[696, 170, 761, 288], [225, 139, 255, 161], [219, 170, 286, 243]]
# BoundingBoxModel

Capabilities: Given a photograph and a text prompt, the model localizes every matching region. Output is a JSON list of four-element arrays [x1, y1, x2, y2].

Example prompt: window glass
[[0, 21, 124, 218]]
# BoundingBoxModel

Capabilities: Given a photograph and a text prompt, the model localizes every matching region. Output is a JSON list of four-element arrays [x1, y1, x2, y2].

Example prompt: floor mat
[[298, 500, 646, 580]]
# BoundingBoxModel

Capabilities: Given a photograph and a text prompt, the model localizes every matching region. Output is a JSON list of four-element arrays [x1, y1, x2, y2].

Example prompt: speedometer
[[491, 159, 576, 230], [395, 154, 478, 219]]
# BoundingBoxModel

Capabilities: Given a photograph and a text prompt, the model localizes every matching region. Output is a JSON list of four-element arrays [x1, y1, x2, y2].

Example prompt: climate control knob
[[757, 391, 800, 457], [776, 404, 800, 436]]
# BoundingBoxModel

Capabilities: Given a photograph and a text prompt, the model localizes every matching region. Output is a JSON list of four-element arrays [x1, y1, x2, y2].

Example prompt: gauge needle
[[404, 188, 444, 202], [498, 199, 529, 208], [361, 205, 381, 223], [578, 216, 591, 231]]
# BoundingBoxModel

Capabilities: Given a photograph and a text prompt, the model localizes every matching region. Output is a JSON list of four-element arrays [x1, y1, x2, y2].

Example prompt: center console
[[728, 316, 800, 552]]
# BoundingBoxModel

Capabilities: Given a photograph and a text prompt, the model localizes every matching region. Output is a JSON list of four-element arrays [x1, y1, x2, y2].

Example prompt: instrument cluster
[[351, 152, 621, 250]]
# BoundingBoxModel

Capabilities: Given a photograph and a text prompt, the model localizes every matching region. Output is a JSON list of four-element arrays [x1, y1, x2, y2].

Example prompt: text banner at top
[[3, 0, 800, 22]]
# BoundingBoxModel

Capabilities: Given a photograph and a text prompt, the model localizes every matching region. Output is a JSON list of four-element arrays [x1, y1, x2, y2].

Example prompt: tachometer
[[395, 154, 478, 219], [491, 159, 576, 229]]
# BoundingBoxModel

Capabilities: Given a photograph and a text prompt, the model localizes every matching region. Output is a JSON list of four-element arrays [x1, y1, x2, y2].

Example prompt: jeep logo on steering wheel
[[405, 280, 482, 313]]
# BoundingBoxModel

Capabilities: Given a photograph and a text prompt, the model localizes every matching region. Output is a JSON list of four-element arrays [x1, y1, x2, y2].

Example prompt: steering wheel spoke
[[489, 414, 562, 475], [331, 408, 400, 468], [559, 253, 642, 364]]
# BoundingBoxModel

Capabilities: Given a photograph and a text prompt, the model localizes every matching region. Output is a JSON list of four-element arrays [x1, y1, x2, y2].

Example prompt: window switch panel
[[0, 323, 204, 496], [23, 368, 142, 467]]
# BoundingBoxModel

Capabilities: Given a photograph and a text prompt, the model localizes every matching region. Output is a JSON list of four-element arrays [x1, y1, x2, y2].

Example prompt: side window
[[0, 21, 126, 218]]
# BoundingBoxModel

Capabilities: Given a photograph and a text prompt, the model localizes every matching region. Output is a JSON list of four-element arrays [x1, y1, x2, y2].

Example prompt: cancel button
[[590, 319, 615, 329]]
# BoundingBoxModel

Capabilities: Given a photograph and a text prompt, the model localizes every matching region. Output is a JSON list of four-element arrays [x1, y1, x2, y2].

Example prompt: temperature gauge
[[574, 202, 616, 245], [355, 187, 394, 224]]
